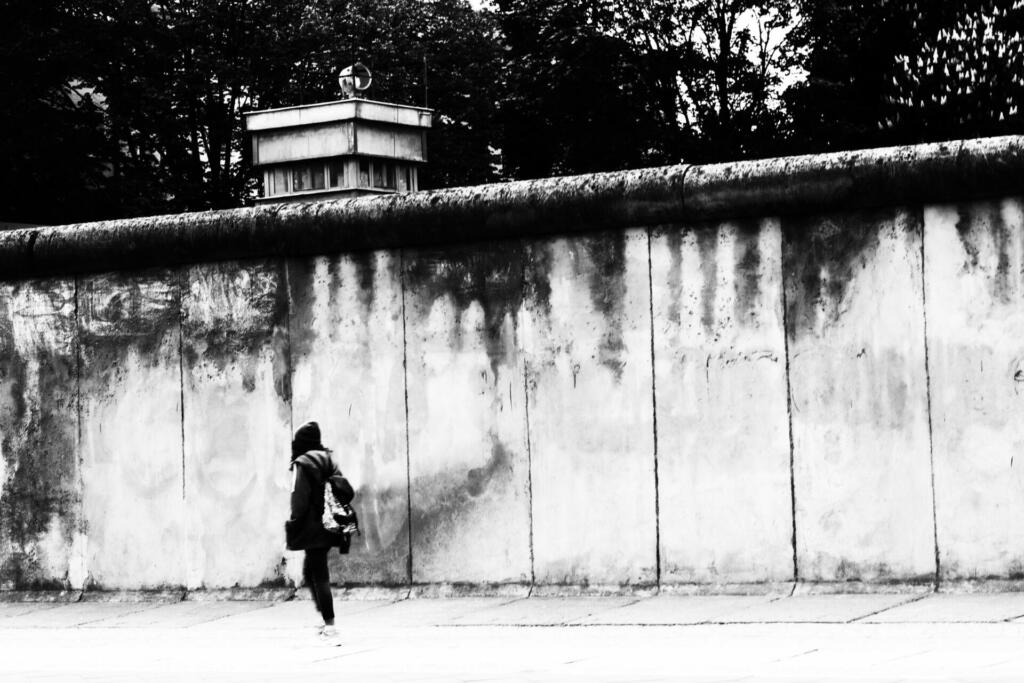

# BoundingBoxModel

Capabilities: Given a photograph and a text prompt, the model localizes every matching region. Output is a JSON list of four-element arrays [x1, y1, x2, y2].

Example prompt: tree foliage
[[781, 0, 1004, 153], [497, 0, 801, 178], [79, 0, 302, 215], [0, 0, 110, 224], [884, 0, 1024, 143], [1, 0, 501, 222], [497, 0, 677, 178], [4, 0, 1023, 224], [617, 0, 801, 161]]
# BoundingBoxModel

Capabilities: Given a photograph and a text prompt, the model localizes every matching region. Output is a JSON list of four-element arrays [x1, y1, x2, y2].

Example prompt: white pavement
[[3, 592, 1024, 681]]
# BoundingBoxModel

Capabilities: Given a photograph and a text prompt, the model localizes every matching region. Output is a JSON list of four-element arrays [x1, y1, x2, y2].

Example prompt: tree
[[0, 0, 111, 224], [783, 0, 964, 154], [625, 0, 801, 161], [497, 0, 687, 179], [76, 0, 502, 218], [81, 0, 307, 216], [27, 0, 1020, 224], [884, 0, 1024, 143], [497, 0, 803, 178]]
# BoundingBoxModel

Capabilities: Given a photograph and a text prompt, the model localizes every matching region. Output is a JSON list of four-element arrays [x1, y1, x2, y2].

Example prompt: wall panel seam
[[72, 274, 84, 590], [283, 261, 294, 439], [646, 228, 662, 590], [399, 249, 414, 588], [918, 208, 941, 591], [523, 361, 536, 593], [780, 224, 799, 583], [176, 269, 187, 501]]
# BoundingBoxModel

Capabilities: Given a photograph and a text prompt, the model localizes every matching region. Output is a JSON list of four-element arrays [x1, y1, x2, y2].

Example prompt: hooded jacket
[[285, 449, 354, 551]]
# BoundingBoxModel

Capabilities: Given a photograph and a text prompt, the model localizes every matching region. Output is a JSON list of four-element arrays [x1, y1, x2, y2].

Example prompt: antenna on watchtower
[[339, 62, 372, 99]]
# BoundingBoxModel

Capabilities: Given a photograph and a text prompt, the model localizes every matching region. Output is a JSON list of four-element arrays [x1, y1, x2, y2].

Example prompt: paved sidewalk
[[3, 592, 1024, 681]]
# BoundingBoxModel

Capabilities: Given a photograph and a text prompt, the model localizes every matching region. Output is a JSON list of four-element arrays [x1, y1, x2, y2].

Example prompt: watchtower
[[244, 64, 432, 204]]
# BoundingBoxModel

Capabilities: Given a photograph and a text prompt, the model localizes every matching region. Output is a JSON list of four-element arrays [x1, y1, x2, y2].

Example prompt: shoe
[[318, 624, 342, 646]]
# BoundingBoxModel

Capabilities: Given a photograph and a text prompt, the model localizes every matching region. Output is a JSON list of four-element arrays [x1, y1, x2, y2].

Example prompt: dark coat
[[285, 449, 354, 551]]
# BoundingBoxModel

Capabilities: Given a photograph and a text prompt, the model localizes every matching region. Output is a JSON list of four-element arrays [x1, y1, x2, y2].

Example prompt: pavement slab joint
[[847, 592, 932, 623]]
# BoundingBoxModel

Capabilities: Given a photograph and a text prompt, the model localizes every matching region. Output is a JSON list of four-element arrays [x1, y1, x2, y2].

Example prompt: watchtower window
[[267, 168, 289, 196], [329, 161, 344, 188], [292, 166, 308, 192], [265, 159, 412, 196]]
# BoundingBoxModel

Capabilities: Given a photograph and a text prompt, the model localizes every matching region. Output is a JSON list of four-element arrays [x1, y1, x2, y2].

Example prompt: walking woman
[[285, 421, 353, 645]]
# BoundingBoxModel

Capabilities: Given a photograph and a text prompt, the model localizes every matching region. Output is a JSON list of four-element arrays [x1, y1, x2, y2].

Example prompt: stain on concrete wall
[[180, 260, 292, 588], [924, 198, 1024, 580], [652, 219, 793, 585], [288, 253, 409, 586], [78, 270, 185, 589], [784, 208, 935, 583], [403, 241, 532, 584], [0, 279, 83, 590], [524, 230, 658, 586]]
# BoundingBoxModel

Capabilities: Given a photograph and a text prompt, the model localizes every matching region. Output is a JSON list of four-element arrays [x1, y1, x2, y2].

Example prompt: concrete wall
[[179, 261, 292, 589], [525, 232, 657, 587], [785, 209, 935, 583], [287, 253, 409, 587], [254, 123, 356, 165], [3, 138, 1024, 592], [925, 199, 1024, 581], [403, 242, 532, 585], [651, 219, 792, 586], [0, 278, 81, 590], [78, 270, 184, 589]]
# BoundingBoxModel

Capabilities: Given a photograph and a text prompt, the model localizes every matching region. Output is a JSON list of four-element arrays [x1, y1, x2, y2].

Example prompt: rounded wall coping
[[2, 135, 1022, 280], [684, 135, 1024, 219]]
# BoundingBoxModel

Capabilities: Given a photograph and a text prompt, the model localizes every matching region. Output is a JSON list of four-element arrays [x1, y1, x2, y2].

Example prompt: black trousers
[[303, 547, 334, 623]]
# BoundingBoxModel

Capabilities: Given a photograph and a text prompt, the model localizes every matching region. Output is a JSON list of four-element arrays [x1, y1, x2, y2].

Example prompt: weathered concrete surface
[[180, 261, 292, 588], [0, 279, 82, 590], [10, 139, 1024, 592], [6, 136, 1024, 282], [78, 271, 186, 589], [287, 253, 409, 586], [651, 220, 793, 585], [403, 242, 532, 584], [0, 165, 689, 281], [685, 136, 1024, 221], [784, 208, 935, 582], [924, 199, 1024, 580], [524, 230, 658, 586], [5, 136, 1024, 282]]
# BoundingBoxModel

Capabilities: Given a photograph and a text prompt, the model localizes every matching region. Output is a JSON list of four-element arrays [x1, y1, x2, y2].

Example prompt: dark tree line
[[2, 0, 1022, 225]]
